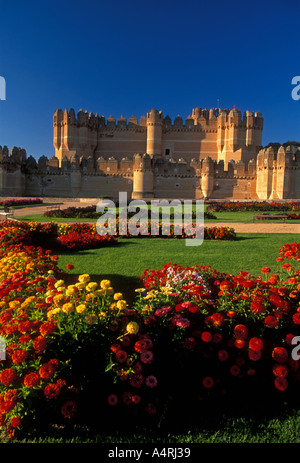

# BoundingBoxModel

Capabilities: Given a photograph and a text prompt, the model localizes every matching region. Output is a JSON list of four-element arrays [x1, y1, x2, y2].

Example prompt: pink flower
[[140, 350, 154, 364], [145, 375, 158, 388], [129, 374, 144, 389], [175, 317, 190, 329]]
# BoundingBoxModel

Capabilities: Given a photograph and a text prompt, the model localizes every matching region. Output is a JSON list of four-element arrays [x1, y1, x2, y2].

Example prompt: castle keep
[[0, 106, 299, 200]]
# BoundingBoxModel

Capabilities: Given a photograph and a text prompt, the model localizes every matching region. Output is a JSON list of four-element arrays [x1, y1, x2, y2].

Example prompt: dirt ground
[[3, 199, 300, 234]]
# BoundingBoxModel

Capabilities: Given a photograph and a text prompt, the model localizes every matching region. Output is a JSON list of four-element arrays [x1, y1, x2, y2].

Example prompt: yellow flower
[[75, 282, 85, 291], [62, 302, 75, 314], [76, 303, 87, 314], [95, 289, 106, 297], [85, 293, 96, 302], [47, 308, 61, 321], [114, 292, 123, 301], [48, 270, 54, 275], [54, 279, 65, 289], [100, 279, 111, 289], [126, 321, 139, 335], [66, 285, 76, 297], [78, 274, 90, 284], [135, 288, 146, 293], [86, 282, 98, 292], [85, 314, 97, 325], [116, 300, 127, 311], [53, 294, 65, 306], [9, 300, 21, 309], [105, 287, 114, 296]]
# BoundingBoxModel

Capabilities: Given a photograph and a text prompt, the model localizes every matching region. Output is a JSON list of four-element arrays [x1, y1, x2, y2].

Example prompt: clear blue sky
[[1, 0, 300, 160]]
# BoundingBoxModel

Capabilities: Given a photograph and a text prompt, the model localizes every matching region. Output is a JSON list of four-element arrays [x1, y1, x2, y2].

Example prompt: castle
[[0, 106, 299, 200]]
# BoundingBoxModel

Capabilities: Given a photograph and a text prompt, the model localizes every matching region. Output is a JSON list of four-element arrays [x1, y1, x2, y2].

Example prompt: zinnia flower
[[249, 337, 264, 352], [272, 347, 288, 363], [140, 350, 154, 364], [234, 324, 249, 340], [24, 372, 40, 388], [107, 394, 118, 406], [0, 368, 17, 386], [61, 400, 77, 419], [145, 375, 158, 388], [274, 377, 288, 391], [126, 321, 139, 334], [202, 376, 214, 389]]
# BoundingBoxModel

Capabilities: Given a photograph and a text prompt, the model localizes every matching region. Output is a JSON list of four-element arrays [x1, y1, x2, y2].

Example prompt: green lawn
[[57, 233, 297, 304], [17, 209, 300, 223]]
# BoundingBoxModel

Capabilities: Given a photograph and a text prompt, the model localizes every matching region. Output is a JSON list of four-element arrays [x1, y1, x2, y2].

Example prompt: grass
[[56, 233, 297, 303], [17, 209, 300, 223]]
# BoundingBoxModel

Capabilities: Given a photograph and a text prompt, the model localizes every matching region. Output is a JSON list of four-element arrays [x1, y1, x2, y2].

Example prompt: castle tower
[[132, 153, 154, 199], [201, 157, 214, 199], [146, 108, 163, 158]]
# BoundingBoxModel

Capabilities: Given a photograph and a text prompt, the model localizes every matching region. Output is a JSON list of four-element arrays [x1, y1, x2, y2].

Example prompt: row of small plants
[[0, 219, 299, 439], [0, 198, 42, 208], [207, 200, 300, 212], [0, 221, 237, 250], [43, 205, 217, 221]]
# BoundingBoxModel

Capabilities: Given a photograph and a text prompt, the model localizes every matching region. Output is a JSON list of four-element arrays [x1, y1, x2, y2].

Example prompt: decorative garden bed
[[0, 220, 299, 440]]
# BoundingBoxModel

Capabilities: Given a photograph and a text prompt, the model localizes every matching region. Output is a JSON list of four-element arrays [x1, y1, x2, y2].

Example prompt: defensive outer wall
[[0, 107, 299, 200]]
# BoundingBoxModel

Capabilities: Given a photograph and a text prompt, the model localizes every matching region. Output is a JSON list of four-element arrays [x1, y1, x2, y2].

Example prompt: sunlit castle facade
[[0, 106, 299, 200]]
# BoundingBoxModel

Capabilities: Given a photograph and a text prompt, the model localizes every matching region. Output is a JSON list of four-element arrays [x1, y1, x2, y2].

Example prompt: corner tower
[[146, 108, 163, 158]]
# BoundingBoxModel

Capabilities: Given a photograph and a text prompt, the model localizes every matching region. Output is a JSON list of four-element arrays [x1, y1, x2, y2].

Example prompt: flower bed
[[207, 201, 300, 212], [0, 223, 300, 439], [0, 198, 43, 208], [43, 205, 217, 221]]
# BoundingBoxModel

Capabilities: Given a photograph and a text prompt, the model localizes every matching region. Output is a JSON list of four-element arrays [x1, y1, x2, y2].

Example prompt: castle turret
[[146, 108, 163, 158], [132, 153, 154, 199], [201, 157, 214, 199]]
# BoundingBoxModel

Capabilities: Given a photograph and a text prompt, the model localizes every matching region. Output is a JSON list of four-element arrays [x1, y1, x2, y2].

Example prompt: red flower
[[250, 299, 265, 314], [61, 400, 77, 419], [249, 337, 264, 352], [272, 347, 288, 363], [66, 264, 74, 270], [39, 321, 56, 336], [201, 331, 213, 343], [274, 377, 288, 391], [107, 394, 118, 406], [184, 337, 197, 350], [44, 383, 61, 399], [230, 365, 241, 376], [39, 363, 56, 379], [248, 349, 262, 361], [24, 372, 40, 388], [33, 335, 47, 353], [10, 416, 21, 428], [234, 324, 248, 340], [202, 376, 214, 389], [115, 350, 128, 363], [217, 349, 229, 361], [265, 315, 278, 328], [272, 364, 289, 378], [293, 313, 300, 325], [261, 267, 271, 274], [11, 349, 27, 365], [0, 368, 17, 386], [220, 280, 233, 292]]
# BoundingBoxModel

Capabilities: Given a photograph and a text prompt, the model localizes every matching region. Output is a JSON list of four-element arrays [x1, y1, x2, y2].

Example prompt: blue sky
[[1, 0, 300, 160]]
